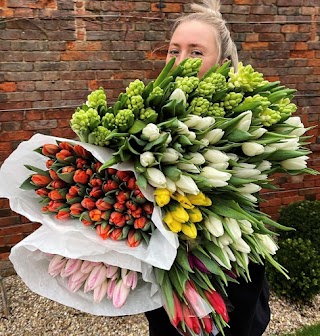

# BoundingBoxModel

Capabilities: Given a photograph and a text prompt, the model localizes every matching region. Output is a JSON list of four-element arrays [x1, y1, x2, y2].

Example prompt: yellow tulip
[[154, 188, 171, 207], [186, 192, 212, 206], [172, 193, 194, 209], [187, 207, 203, 223], [170, 205, 189, 223], [181, 222, 197, 239], [163, 212, 182, 233]]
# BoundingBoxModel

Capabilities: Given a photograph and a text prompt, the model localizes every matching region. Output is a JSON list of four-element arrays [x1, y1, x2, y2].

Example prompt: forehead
[[170, 20, 218, 47]]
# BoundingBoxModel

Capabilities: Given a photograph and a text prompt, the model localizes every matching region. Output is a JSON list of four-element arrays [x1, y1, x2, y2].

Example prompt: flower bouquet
[[0, 57, 318, 335]]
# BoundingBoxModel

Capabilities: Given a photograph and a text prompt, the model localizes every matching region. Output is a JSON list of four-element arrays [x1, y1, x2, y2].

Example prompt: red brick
[[242, 42, 269, 50], [150, 2, 182, 13], [0, 82, 17, 92], [290, 50, 316, 58]]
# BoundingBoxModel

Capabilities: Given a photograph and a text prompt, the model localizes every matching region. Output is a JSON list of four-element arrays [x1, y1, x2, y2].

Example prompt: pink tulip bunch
[[48, 254, 138, 308], [21, 141, 155, 247]]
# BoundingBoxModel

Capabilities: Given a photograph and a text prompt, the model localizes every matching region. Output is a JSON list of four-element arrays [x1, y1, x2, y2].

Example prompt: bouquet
[[1, 57, 318, 335]]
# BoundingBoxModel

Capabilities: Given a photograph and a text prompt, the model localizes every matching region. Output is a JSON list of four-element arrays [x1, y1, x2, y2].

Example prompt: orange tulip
[[31, 174, 52, 187], [42, 144, 60, 157]]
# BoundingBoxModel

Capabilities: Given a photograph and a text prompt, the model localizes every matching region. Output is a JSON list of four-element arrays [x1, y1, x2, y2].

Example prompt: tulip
[[165, 177, 177, 193], [197, 116, 215, 130], [103, 179, 119, 192], [181, 302, 201, 334], [175, 175, 199, 195], [184, 280, 209, 317], [187, 152, 206, 165], [256, 160, 272, 172], [46, 159, 54, 168], [141, 123, 160, 141], [84, 264, 108, 292], [48, 200, 65, 212], [232, 163, 261, 179], [223, 245, 236, 262], [140, 151, 156, 167], [121, 269, 138, 290], [161, 148, 181, 163], [96, 223, 112, 239], [231, 237, 251, 253], [73, 169, 90, 184], [274, 116, 307, 137], [51, 180, 67, 189], [49, 169, 60, 181], [171, 292, 183, 327], [176, 120, 189, 135], [186, 131, 196, 141], [217, 233, 233, 247], [35, 188, 49, 198], [146, 168, 167, 188], [187, 207, 202, 223], [59, 141, 74, 151], [67, 270, 89, 292], [105, 264, 119, 279], [80, 260, 102, 274], [163, 212, 182, 233], [250, 127, 267, 139], [269, 138, 300, 151], [127, 229, 142, 247], [200, 167, 231, 187], [281, 155, 309, 170], [56, 149, 73, 162], [89, 186, 103, 199], [169, 88, 187, 105], [172, 193, 194, 209], [112, 279, 131, 308], [134, 217, 151, 231], [55, 208, 70, 220], [48, 254, 67, 277], [154, 188, 171, 207], [42, 144, 60, 157], [169, 205, 189, 223], [237, 183, 262, 195], [188, 254, 209, 273], [204, 290, 229, 322], [242, 142, 265, 156], [186, 192, 212, 206], [236, 111, 252, 132], [93, 280, 108, 303], [177, 163, 199, 173], [142, 202, 154, 215], [181, 222, 197, 239], [60, 258, 82, 278], [95, 198, 112, 211], [116, 190, 130, 204], [203, 128, 225, 144], [48, 189, 66, 201], [207, 162, 229, 170], [69, 203, 85, 217], [81, 197, 96, 211], [73, 144, 92, 159], [184, 115, 202, 128], [106, 278, 117, 299], [238, 219, 254, 234], [255, 233, 278, 255], [204, 216, 224, 237], [31, 174, 52, 187], [201, 315, 214, 333], [223, 218, 242, 241], [203, 149, 229, 164]]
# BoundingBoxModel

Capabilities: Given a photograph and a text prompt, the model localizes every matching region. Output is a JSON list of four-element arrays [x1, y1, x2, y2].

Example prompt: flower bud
[[140, 151, 156, 167], [242, 142, 265, 156], [175, 175, 199, 195], [146, 168, 167, 188], [203, 128, 224, 144], [141, 123, 160, 141], [280, 155, 309, 170]]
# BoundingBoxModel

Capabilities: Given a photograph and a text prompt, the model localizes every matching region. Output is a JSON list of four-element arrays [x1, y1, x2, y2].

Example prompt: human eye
[[168, 49, 179, 56], [191, 50, 203, 57]]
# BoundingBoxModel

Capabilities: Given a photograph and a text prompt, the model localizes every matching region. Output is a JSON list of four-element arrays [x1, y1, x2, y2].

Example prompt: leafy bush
[[267, 238, 320, 303], [277, 200, 320, 253]]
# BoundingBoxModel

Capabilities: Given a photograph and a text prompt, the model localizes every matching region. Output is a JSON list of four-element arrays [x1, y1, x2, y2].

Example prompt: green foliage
[[278, 323, 320, 336], [277, 200, 320, 253], [267, 238, 320, 303]]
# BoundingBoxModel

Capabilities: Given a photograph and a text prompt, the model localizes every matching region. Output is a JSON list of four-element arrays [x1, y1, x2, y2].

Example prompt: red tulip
[[41, 205, 49, 213], [116, 170, 132, 182], [200, 315, 214, 333], [181, 303, 201, 335], [130, 207, 142, 219], [46, 159, 55, 168], [133, 217, 150, 231], [109, 212, 126, 227], [70, 203, 85, 216], [59, 141, 74, 151], [73, 169, 90, 184], [35, 188, 49, 197], [125, 200, 137, 211], [90, 177, 103, 187], [73, 144, 92, 159], [96, 199, 113, 211], [107, 168, 117, 175], [56, 149, 73, 162], [89, 209, 103, 222], [81, 218, 93, 226], [96, 223, 113, 240], [126, 229, 142, 247], [51, 180, 67, 189], [116, 191, 129, 204], [103, 180, 119, 192], [81, 197, 96, 210], [92, 161, 102, 172], [204, 290, 229, 323], [48, 189, 66, 201], [142, 202, 154, 215], [31, 174, 52, 187], [49, 169, 60, 181], [42, 144, 60, 157], [110, 227, 129, 241], [126, 177, 137, 190], [89, 186, 103, 199], [100, 210, 111, 221], [61, 166, 76, 173], [76, 157, 87, 169], [56, 208, 70, 220], [114, 201, 126, 212], [68, 185, 81, 196], [48, 200, 65, 212], [171, 292, 183, 327], [66, 192, 81, 204]]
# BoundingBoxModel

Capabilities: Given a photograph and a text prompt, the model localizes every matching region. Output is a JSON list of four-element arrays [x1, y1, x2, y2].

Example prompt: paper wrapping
[[10, 225, 163, 316]]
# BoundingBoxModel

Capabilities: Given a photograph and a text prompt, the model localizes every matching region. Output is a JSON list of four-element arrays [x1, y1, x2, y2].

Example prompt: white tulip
[[186, 131, 196, 141], [236, 111, 252, 132], [175, 175, 199, 195], [275, 116, 307, 137], [199, 138, 210, 149], [242, 142, 265, 156], [169, 88, 187, 105], [208, 162, 229, 170], [251, 127, 267, 139], [233, 165, 261, 179], [163, 132, 172, 145], [177, 120, 189, 134], [263, 145, 277, 154], [256, 160, 272, 172], [255, 234, 278, 255], [269, 138, 299, 151], [177, 163, 200, 173], [241, 193, 258, 202], [184, 115, 202, 128], [140, 152, 155, 167], [281, 156, 309, 170], [205, 216, 224, 237], [200, 167, 232, 184], [188, 152, 206, 165], [165, 177, 176, 193], [161, 148, 181, 163], [203, 128, 224, 144], [231, 237, 251, 253], [223, 246, 237, 262], [239, 220, 254, 234], [237, 183, 262, 194], [224, 218, 242, 241], [226, 153, 239, 162], [197, 116, 215, 130], [218, 233, 233, 246], [145, 168, 167, 188], [203, 149, 229, 164], [142, 123, 160, 141]]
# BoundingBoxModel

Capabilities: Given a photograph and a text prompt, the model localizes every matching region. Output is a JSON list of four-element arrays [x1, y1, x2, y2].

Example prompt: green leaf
[[24, 165, 49, 175], [175, 247, 194, 273], [136, 174, 148, 190], [128, 120, 146, 134], [143, 133, 169, 151], [154, 57, 176, 87]]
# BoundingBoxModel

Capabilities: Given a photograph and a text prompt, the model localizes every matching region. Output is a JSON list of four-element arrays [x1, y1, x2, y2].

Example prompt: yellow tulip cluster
[[154, 189, 212, 239]]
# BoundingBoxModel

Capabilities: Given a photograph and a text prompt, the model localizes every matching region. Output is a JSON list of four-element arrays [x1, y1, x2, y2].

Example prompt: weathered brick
[[150, 2, 182, 13]]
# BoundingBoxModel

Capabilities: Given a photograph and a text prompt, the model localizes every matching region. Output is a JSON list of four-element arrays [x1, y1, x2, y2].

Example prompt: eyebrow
[[169, 42, 207, 49]]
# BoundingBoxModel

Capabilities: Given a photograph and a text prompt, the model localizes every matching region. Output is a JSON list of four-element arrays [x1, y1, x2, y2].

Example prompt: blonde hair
[[172, 0, 238, 71]]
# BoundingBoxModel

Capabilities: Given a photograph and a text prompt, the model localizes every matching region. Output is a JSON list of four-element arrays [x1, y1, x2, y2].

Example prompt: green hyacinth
[[242, 94, 271, 113], [275, 98, 297, 120], [257, 108, 281, 127], [115, 109, 135, 131], [89, 126, 112, 146], [127, 94, 144, 111], [223, 92, 243, 110], [126, 79, 145, 97], [196, 73, 227, 97], [181, 58, 202, 76], [102, 112, 116, 130], [87, 87, 107, 110], [188, 96, 210, 116], [140, 107, 157, 122], [207, 102, 226, 117], [228, 62, 264, 92], [175, 76, 199, 94]]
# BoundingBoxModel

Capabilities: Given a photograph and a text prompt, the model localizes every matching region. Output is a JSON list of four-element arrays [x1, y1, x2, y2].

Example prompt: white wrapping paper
[[0, 133, 179, 270], [10, 225, 163, 316]]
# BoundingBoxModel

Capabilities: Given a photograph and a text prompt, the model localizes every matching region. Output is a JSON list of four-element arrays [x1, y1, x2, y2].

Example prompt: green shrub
[[267, 238, 320, 303], [277, 200, 320, 252]]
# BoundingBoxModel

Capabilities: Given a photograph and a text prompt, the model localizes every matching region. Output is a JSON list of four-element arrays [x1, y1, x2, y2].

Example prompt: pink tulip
[[48, 254, 67, 277], [121, 269, 138, 290], [84, 264, 108, 292], [184, 280, 209, 318], [105, 264, 119, 279], [93, 280, 108, 303], [112, 279, 131, 308], [106, 278, 117, 299], [67, 270, 89, 292], [80, 260, 102, 274], [60, 258, 83, 278]]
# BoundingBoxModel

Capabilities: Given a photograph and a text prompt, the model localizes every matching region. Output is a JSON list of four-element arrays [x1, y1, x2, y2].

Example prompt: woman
[[145, 1, 271, 336]]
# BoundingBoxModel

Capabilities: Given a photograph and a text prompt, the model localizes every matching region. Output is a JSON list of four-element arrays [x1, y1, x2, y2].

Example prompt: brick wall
[[0, 0, 319, 273]]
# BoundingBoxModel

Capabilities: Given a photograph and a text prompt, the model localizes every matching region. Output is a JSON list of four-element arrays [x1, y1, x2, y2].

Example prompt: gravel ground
[[0, 275, 319, 336]]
